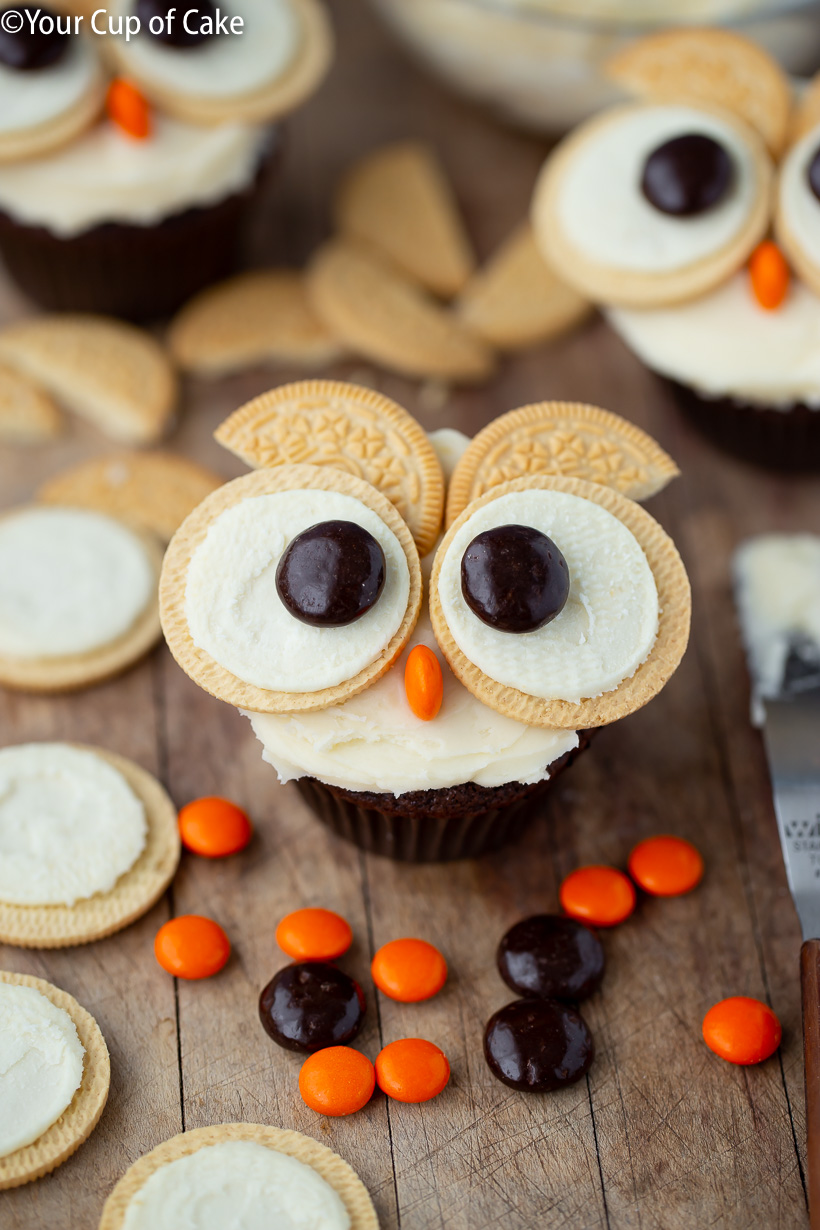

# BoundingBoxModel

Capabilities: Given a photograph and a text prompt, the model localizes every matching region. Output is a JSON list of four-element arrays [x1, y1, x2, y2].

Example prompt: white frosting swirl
[[0, 115, 267, 236], [0, 743, 147, 906], [0, 508, 155, 660], [0, 32, 98, 136], [558, 105, 759, 274], [0, 983, 85, 1159], [185, 490, 410, 693], [121, 1141, 350, 1230], [608, 272, 820, 408], [110, 0, 300, 99], [438, 489, 659, 703]]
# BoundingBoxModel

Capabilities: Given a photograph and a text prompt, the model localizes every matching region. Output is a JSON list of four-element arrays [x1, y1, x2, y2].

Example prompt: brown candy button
[[460, 524, 569, 634], [641, 133, 733, 217], [0, 5, 68, 70], [275, 520, 386, 628], [497, 914, 605, 1002], [137, 0, 216, 46], [258, 963, 366, 1054], [483, 998, 594, 1092]]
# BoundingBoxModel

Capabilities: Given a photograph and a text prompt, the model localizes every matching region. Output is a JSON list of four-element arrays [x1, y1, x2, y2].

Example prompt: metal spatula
[[735, 547, 820, 1227]]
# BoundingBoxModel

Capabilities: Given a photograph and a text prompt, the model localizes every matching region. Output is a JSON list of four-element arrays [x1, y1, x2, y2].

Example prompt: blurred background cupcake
[[0, 0, 333, 319]]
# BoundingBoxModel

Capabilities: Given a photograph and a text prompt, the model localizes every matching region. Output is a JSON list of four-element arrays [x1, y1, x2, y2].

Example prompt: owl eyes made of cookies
[[775, 119, 820, 302], [0, 4, 106, 162], [532, 102, 774, 309], [159, 464, 423, 714], [428, 476, 691, 730], [103, 0, 333, 126]]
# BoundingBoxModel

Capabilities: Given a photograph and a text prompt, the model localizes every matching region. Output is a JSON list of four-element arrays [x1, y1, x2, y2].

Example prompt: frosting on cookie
[[557, 105, 759, 274], [778, 121, 820, 270], [0, 983, 85, 1158], [0, 33, 99, 136], [608, 272, 820, 408], [185, 490, 411, 692], [0, 507, 156, 660], [120, 1140, 350, 1230], [110, 0, 300, 99], [0, 116, 267, 236], [0, 743, 147, 906], [438, 489, 659, 703]]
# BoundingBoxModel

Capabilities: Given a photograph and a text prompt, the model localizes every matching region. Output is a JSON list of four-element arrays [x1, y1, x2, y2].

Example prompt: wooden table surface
[[1, 2, 818, 1226]]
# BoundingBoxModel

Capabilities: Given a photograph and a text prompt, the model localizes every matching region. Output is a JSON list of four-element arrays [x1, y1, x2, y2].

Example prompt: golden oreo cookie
[[0, 972, 110, 1189], [99, 1123, 378, 1230], [160, 464, 423, 714], [335, 141, 476, 297], [0, 363, 62, 444], [430, 475, 691, 730], [0, 746, 180, 948], [307, 239, 495, 384], [215, 379, 445, 557], [446, 400, 679, 525]]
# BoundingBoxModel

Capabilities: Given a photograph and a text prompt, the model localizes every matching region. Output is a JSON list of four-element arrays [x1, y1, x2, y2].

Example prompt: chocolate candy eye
[[258, 963, 366, 1054], [137, 0, 217, 47], [0, 5, 68, 70], [461, 524, 569, 634], [275, 519, 386, 628], [807, 146, 820, 204], [641, 133, 733, 217]]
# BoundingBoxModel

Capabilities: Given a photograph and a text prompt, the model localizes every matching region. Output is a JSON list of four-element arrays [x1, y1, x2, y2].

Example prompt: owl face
[[160, 382, 690, 741], [0, 0, 331, 162], [530, 30, 820, 406]]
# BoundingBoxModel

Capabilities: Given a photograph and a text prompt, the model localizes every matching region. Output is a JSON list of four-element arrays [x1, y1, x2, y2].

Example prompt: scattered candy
[[702, 996, 782, 1065], [497, 914, 605, 1002], [275, 907, 353, 962], [628, 835, 704, 897], [560, 865, 636, 927], [375, 1038, 450, 1103], [484, 999, 594, 1092], [371, 938, 447, 1003], [106, 78, 151, 140], [298, 1046, 376, 1116], [749, 240, 789, 311], [404, 644, 444, 721], [178, 796, 252, 858], [154, 914, 230, 980], [259, 963, 365, 1053]]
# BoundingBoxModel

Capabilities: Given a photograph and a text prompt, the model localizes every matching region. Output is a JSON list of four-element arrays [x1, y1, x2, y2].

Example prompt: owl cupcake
[[159, 381, 690, 862], [0, 0, 332, 318], [532, 28, 820, 471]]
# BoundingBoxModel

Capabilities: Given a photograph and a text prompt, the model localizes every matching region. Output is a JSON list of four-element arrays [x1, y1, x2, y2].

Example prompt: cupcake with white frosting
[[0, 0, 333, 318], [531, 28, 820, 470], [160, 380, 690, 861]]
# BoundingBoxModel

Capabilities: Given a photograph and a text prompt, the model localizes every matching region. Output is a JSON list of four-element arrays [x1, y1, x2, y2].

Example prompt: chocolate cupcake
[[0, 0, 332, 319], [531, 28, 820, 471], [160, 381, 691, 862]]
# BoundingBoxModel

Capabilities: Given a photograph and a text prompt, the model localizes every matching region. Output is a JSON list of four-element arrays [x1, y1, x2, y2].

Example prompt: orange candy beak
[[749, 240, 790, 311], [106, 78, 151, 140], [404, 644, 444, 721]]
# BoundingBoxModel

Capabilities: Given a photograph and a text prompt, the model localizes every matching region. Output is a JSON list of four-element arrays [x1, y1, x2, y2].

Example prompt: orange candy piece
[[376, 1038, 450, 1103], [106, 78, 151, 140], [749, 240, 789, 310], [560, 865, 636, 928], [178, 796, 252, 858], [702, 996, 782, 1065], [276, 908, 353, 962], [404, 645, 444, 721], [154, 915, 230, 980], [371, 938, 447, 1003], [628, 835, 704, 897], [298, 1046, 375, 1116]]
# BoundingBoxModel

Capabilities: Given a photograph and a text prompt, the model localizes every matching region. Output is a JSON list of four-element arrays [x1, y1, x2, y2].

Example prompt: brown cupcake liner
[[0, 133, 281, 322], [294, 735, 590, 863], [668, 379, 820, 472]]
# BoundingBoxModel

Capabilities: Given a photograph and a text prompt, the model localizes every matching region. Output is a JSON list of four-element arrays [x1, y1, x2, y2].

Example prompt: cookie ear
[[214, 379, 445, 557], [605, 28, 792, 158], [446, 401, 679, 527]]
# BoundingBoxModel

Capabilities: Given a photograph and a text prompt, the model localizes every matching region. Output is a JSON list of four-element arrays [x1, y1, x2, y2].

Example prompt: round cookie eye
[[460, 524, 569, 634], [275, 519, 386, 628], [136, 0, 216, 47], [0, 4, 69, 71], [641, 133, 734, 217], [808, 145, 820, 203]]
